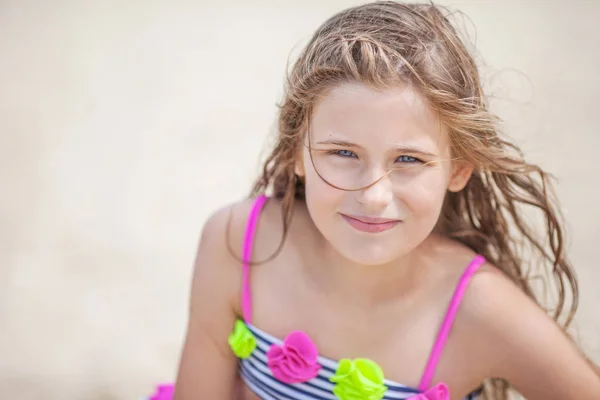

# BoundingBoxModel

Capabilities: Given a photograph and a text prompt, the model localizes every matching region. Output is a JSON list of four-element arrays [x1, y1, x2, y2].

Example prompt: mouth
[[340, 213, 401, 233]]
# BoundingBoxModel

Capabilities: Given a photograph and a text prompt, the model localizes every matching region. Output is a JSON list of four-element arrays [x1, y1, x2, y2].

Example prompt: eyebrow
[[315, 139, 438, 157]]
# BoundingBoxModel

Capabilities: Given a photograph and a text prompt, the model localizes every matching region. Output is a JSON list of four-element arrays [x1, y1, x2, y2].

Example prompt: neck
[[306, 234, 432, 306]]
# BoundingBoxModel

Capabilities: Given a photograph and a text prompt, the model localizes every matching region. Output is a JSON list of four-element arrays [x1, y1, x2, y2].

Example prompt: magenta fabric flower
[[407, 382, 449, 400], [148, 383, 174, 400], [266, 330, 322, 384]]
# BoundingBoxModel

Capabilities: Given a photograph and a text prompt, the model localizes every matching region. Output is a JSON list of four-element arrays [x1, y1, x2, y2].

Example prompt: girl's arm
[[465, 266, 600, 399], [173, 206, 244, 399]]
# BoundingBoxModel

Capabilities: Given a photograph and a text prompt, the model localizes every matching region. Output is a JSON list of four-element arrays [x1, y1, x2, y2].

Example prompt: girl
[[170, 1, 600, 399]]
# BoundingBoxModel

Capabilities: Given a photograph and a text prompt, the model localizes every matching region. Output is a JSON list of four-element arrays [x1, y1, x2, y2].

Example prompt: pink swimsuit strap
[[418, 254, 486, 391], [241, 194, 268, 324]]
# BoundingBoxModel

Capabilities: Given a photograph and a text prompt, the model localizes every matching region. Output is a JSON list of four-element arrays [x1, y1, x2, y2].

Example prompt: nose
[[355, 173, 393, 212]]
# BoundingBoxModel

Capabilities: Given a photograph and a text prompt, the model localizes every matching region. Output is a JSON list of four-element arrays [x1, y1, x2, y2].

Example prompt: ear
[[294, 142, 306, 178], [294, 158, 305, 177], [447, 160, 473, 192]]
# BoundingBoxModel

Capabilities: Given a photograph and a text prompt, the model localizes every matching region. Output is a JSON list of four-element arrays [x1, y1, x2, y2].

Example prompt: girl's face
[[297, 82, 472, 266]]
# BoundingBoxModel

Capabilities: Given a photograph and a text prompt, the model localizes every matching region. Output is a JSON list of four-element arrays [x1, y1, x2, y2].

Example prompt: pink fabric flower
[[148, 383, 174, 400], [266, 330, 322, 384], [408, 382, 450, 400]]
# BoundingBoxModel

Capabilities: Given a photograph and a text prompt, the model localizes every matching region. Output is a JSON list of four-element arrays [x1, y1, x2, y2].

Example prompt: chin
[[333, 238, 408, 266], [329, 219, 433, 266]]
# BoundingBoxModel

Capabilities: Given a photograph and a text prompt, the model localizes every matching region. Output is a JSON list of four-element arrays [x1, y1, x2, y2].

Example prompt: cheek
[[399, 172, 449, 217], [303, 156, 337, 205], [303, 167, 341, 212], [302, 157, 356, 246]]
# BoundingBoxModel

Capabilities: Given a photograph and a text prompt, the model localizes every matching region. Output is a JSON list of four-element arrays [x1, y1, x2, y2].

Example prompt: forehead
[[310, 82, 447, 151]]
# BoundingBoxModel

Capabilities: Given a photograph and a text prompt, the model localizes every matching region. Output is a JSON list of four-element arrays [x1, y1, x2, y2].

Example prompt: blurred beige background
[[0, 0, 598, 399]]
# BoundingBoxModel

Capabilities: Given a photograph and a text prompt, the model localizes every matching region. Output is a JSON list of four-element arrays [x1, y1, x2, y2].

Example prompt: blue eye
[[334, 149, 357, 158], [396, 155, 420, 163]]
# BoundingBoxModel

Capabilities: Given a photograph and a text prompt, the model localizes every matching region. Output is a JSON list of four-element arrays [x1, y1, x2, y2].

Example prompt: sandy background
[[1, 0, 598, 399]]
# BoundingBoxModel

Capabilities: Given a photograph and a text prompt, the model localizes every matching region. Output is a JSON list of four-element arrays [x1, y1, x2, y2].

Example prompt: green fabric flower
[[228, 320, 257, 359], [330, 358, 388, 400]]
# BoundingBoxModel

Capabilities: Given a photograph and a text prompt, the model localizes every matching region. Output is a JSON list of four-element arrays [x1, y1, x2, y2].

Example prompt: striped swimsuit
[[235, 195, 483, 400]]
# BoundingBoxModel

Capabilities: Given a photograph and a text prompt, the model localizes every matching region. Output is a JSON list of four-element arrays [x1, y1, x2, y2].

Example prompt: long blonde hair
[[246, 2, 585, 397]]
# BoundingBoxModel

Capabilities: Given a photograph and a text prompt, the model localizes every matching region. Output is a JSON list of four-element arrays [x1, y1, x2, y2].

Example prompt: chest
[[248, 265, 453, 388]]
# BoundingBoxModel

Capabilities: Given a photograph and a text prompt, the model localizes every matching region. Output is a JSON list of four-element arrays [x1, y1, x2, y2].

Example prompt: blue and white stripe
[[241, 324, 480, 400]]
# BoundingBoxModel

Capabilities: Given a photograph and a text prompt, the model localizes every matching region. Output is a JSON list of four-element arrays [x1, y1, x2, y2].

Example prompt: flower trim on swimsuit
[[266, 330, 322, 383], [229, 321, 451, 400], [330, 358, 388, 400], [147, 383, 174, 400], [406, 382, 450, 400], [229, 319, 257, 359]]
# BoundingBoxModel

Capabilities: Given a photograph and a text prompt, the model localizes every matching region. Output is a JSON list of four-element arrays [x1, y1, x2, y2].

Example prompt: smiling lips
[[340, 213, 401, 233]]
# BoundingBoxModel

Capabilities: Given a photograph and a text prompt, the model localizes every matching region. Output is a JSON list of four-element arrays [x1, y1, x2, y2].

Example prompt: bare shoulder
[[457, 261, 546, 350], [226, 195, 313, 264], [191, 196, 292, 305], [197, 195, 286, 261], [425, 240, 599, 398], [455, 261, 600, 399], [196, 197, 257, 265], [190, 198, 262, 312], [459, 261, 519, 321]]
